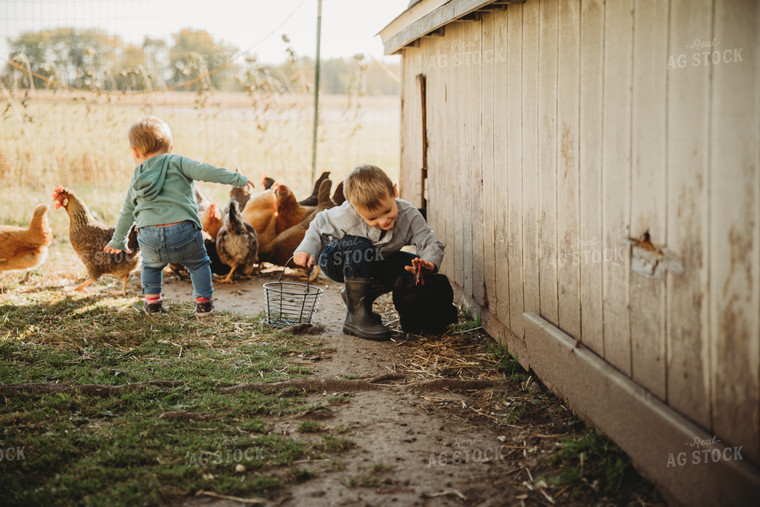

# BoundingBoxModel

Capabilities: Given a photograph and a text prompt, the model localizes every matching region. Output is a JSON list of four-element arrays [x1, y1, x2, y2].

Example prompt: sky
[[0, 0, 410, 64]]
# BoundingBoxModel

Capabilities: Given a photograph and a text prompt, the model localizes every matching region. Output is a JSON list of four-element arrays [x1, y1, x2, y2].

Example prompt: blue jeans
[[318, 235, 417, 286], [137, 221, 212, 299]]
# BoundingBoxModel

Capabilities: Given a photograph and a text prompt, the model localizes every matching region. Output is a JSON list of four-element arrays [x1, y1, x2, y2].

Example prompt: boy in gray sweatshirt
[[294, 164, 445, 340]]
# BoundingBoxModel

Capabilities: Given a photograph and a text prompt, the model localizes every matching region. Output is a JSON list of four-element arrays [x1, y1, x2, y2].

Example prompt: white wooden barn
[[380, 0, 759, 504]]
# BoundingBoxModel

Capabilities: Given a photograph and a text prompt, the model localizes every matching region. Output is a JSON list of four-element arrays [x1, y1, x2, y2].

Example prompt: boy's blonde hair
[[129, 116, 173, 156], [343, 164, 395, 211]]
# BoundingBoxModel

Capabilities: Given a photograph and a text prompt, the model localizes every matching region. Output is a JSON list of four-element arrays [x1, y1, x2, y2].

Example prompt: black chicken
[[392, 266, 458, 335]]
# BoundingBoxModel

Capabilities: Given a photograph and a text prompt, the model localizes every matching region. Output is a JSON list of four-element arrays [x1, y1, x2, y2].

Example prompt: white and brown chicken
[[216, 201, 258, 283]]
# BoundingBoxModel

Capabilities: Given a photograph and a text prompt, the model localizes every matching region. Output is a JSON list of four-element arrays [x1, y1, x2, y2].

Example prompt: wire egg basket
[[263, 258, 323, 328]]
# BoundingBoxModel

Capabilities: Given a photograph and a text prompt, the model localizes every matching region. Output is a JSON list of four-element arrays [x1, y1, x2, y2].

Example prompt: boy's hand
[[104, 245, 132, 255], [405, 258, 435, 274], [294, 251, 315, 268], [242, 181, 255, 192]]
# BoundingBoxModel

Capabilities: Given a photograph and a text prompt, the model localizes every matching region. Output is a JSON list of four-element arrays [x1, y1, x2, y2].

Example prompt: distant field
[[0, 89, 400, 231]]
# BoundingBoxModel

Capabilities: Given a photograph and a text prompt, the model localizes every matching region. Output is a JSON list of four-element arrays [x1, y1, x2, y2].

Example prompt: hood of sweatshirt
[[132, 154, 171, 202]]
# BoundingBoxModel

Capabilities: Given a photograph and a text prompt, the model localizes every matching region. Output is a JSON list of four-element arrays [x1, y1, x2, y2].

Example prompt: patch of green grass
[[505, 402, 528, 424], [298, 421, 326, 433], [287, 467, 314, 482], [340, 373, 360, 380], [346, 475, 380, 488], [326, 394, 351, 405], [487, 337, 528, 383], [551, 430, 633, 496], [317, 434, 355, 452], [369, 462, 392, 474], [0, 290, 341, 506], [447, 306, 481, 333]]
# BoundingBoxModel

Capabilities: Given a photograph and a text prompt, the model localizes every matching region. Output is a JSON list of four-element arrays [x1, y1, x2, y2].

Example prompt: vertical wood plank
[[710, 0, 760, 463], [495, 8, 512, 330], [440, 33, 452, 279], [522, 0, 541, 319], [457, 22, 467, 291], [423, 39, 435, 245], [579, 0, 605, 356], [481, 12, 499, 315], [630, 0, 668, 400], [557, 0, 582, 340], [460, 21, 474, 298], [538, 0, 559, 326], [432, 35, 448, 277], [443, 25, 454, 286], [507, 4, 525, 338], [451, 22, 464, 289], [601, 0, 633, 376], [470, 19, 486, 306], [666, 0, 712, 429]]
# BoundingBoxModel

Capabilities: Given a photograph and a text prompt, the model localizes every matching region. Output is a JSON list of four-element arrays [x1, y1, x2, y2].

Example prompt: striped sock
[[195, 297, 211, 303], [146, 295, 162, 303]]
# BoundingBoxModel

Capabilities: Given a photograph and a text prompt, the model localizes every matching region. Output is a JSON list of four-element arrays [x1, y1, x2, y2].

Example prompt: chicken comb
[[51, 185, 67, 208]]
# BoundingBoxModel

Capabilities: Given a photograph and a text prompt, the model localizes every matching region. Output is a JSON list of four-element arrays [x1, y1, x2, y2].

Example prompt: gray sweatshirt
[[296, 199, 445, 268]]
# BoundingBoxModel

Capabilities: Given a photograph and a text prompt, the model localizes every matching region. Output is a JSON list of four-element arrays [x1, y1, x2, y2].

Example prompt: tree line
[[3, 27, 400, 96]]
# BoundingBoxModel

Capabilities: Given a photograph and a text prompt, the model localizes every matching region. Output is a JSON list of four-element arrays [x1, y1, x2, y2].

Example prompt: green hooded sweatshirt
[[107, 153, 247, 251]]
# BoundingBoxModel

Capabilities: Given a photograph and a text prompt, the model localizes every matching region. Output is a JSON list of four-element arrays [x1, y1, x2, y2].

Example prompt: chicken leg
[[73, 278, 94, 293], [118, 275, 129, 296], [220, 265, 237, 283]]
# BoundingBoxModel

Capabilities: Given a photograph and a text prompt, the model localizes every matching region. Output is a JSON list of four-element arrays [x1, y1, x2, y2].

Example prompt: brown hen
[[51, 186, 140, 295], [274, 183, 310, 234], [0, 204, 53, 283], [260, 179, 335, 268], [241, 188, 278, 254], [201, 200, 223, 240]]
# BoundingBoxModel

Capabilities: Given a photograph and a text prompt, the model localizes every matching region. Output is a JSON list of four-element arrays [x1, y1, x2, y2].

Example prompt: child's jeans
[[137, 221, 212, 299], [317, 235, 417, 286]]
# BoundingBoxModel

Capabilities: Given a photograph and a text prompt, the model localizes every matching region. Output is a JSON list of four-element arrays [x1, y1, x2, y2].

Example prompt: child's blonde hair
[[343, 164, 395, 211], [129, 116, 173, 156]]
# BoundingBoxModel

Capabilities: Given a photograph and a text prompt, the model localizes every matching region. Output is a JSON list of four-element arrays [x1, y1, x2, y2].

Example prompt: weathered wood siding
[[399, 0, 760, 464]]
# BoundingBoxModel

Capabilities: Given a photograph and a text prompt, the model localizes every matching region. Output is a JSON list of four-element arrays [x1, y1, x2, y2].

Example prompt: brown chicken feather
[[0, 204, 53, 282], [241, 188, 277, 253], [201, 200, 223, 240], [331, 181, 345, 206], [274, 184, 310, 234], [298, 171, 330, 206], [261, 179, 335, 267], [51, 186, 140, 295]]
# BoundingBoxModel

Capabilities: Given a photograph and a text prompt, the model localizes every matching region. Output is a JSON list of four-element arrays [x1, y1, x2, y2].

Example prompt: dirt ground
[[160, 266, 664, 507]]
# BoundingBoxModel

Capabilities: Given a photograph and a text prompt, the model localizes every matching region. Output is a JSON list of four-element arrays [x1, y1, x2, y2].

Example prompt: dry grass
[[0, 89, 400, 228]]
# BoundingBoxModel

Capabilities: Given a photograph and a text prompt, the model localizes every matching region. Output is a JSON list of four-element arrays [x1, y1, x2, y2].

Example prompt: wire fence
[[0, 0, 401, 219]]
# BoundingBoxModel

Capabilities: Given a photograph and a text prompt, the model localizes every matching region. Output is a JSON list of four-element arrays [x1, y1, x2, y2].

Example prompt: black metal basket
[[263, 258, 322, 328]]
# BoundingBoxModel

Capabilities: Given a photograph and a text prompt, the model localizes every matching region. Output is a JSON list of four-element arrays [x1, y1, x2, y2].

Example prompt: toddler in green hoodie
[[105, 116, 252, 317]]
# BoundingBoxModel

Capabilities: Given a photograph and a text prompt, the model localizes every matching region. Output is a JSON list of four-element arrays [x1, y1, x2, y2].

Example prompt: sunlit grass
[[0, 287, 345, 506]]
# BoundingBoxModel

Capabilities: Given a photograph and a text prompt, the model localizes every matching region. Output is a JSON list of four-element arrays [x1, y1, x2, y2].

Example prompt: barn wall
[[398, 0, 759, 468]]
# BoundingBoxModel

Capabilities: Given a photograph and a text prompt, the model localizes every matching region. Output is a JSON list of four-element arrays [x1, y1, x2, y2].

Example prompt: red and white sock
[[146, 295, 162, 303], [195, 297, 211, 303]]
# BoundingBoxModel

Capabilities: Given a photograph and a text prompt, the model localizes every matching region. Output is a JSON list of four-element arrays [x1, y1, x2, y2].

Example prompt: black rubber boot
[[342, 277, 391, 340], [340, 280, 390, 324]]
